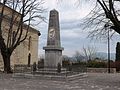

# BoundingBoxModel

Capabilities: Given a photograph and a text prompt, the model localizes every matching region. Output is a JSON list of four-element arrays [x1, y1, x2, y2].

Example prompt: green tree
[[115, 42, 120, 71], [116, 42, 120, 61], [0, 0, 45, 73]]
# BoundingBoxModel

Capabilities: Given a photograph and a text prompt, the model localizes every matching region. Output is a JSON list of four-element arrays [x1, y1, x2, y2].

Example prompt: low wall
[[87, 68, 116, 73], [14, 64, 32, 73]]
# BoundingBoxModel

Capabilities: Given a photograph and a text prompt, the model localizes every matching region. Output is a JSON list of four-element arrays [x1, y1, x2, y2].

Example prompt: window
[[28, 36, 31, 50]]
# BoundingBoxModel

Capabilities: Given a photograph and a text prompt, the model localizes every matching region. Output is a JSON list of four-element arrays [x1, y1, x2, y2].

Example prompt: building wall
[[0, 25, 39, 68], [10, 31, 39, 66], [0, 4, 40, 69]]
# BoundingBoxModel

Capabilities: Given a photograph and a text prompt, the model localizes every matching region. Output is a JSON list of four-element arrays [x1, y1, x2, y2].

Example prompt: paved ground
[[0, 73, 120, 90]]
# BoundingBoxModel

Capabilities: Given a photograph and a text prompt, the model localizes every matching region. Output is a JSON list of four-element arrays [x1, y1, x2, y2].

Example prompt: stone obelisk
[[43, 9, 64, 68]]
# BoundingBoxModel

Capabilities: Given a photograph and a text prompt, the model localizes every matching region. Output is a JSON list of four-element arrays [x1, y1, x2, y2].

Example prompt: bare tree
[[62, 55, 71, 67], [73, 51, 84, 62], [58, 0, 120, 39], [82, 46, 97, 61], [62, 55, 70, 61], [0, 0, 45, 73], [80, 0, 120, 39]]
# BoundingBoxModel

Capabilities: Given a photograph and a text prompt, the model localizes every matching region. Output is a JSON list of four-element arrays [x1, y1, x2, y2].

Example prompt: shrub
[[38, 59, 44, 69], [87, 60, 107, 68], [33, 62, 37, 72], [62, 60, 70, 68], [68, 63, 72, 71], [57, 63, 61, 73], [115, 61, 120, 72]]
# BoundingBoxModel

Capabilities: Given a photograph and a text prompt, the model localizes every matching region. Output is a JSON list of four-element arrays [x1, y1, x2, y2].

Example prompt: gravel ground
[[0, 73, 120, 90]]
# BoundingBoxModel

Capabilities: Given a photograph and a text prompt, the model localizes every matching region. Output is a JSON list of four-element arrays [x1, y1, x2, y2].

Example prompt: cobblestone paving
[[0, 73, 120, 90]]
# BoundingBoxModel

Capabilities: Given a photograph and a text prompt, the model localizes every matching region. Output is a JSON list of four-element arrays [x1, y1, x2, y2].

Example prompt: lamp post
[[108, 28, 110, 73], [105, 24, 110, 73]]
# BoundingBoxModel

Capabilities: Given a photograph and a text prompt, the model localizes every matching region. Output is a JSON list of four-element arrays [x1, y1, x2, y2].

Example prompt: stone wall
[[87, 68, 116, 73]]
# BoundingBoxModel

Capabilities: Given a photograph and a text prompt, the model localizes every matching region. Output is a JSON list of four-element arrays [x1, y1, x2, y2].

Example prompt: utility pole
[[108, 28, 110, 73]]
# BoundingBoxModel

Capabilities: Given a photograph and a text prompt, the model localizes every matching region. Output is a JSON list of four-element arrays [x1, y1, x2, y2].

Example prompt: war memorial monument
[[43, 9, 64, 68], [13, 9, 85, 81]]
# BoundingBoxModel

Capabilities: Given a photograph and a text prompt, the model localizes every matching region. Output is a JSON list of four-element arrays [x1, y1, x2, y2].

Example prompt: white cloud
[[61, 30, 80, 38], [38, 0, 119, 57], [43, 0, 57, 9]]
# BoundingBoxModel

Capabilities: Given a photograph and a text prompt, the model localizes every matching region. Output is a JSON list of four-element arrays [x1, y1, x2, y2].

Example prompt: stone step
[[37, 68, 67, 72], [67, 73, 87, 81], [34, 70, 69, 73], [34, 71, 70, 76], [35, 68, 68, 75], [12, 73, 25, 78], [13, 72, 87, 81]]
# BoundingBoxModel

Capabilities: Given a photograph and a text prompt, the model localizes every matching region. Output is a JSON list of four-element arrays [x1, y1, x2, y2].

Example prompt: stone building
[[0, 3, 40, 69]]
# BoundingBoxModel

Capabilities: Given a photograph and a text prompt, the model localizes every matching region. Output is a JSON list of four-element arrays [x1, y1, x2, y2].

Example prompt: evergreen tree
[[116, 42, 120, 61], [115, 42, 120, 72]]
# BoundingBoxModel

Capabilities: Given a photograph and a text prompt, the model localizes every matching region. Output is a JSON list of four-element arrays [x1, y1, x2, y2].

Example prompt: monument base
[[34, 67, 68, 76], [43, 46, 64, 67], [13, 68, 86, 81]]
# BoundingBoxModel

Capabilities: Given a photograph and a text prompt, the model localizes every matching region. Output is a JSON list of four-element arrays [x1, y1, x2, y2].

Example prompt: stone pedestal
[[43, 46, 64, 67]]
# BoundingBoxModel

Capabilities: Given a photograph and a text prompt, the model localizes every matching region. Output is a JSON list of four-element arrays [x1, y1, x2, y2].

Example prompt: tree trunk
[[1, 52, 12, 73]]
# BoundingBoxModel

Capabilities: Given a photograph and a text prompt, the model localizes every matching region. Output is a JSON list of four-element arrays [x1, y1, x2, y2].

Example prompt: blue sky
[[35, 0, 120, 57]]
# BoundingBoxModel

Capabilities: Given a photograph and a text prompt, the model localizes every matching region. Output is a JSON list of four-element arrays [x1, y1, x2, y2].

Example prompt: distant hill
[[96, 52, 115, 60]]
